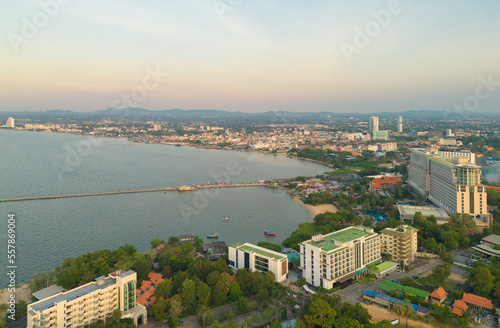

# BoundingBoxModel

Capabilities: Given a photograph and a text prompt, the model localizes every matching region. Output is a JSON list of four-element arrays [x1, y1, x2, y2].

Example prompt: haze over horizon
[[1, 0, 499, 113]]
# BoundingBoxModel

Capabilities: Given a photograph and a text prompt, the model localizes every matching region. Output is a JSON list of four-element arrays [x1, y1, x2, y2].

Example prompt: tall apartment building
[[228, 243, 288, 282], [27, 270, 147, 328], [380, 225, 418, 265], [369, 116, 379, 134], [397, 116, 403, 133], [408, 149, 488, 220], [299, 226, 381, 289], [6, 117, 14, 128]]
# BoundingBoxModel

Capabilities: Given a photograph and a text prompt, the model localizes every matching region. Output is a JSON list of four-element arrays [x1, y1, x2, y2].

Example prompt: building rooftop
[[32, 285, 65, 301], [232, 243, 287, 261], [379, 280, 429, 299], [380, 225, 418, 238], [461, 293, 494, 310], [482, 234, 500, 246], [30, 270, 135, 313], [397, 205, 450, 219], [374, 261, 397, 273], [303, 226, 377, 252]]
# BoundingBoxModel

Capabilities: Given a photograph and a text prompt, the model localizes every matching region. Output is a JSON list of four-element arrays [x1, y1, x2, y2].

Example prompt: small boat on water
[[222, 216, 229, 221], [264, 229, 276, 236], [207, 233, 219, 238], [249, 214, 254, 217]]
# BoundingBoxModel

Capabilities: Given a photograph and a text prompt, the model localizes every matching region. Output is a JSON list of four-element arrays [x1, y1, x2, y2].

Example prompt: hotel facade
[[228, 243, 288, 282], [27, 270, 147, 328], [408, 149, 489, 221], [299, 226, 381, 289], [380, 225, 418, 265]]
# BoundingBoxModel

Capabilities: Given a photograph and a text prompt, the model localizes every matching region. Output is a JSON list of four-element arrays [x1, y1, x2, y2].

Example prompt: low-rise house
[[369, 176, 403, 192], [461, 293, 493, 311], [429, 287, 448, 304]]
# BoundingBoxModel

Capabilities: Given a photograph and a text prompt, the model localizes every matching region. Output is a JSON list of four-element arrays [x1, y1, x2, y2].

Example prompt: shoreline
[[1, 129, 334, 170], [293, 195, 338, 217]]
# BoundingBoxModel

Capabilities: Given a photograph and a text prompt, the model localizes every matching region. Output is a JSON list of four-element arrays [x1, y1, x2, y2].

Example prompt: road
[[332, 259, 442, 304]]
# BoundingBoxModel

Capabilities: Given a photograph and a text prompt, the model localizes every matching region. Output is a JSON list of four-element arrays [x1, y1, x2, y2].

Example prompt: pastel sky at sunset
[[1, 0, 499, 113]]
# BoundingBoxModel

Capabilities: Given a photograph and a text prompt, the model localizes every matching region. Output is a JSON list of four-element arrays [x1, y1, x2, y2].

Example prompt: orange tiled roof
[[462, 293, 494, 310], [148, 272, 163, 283], [370, 177, 402, 189], [230, 275, 237, 283], [137, 295, 149, 306], [142, 291, 153, 300], [430, 287, 448, 300], [140, 280, 152, 290], [451, 307, 464, 317], [148, 287, 156, 294], [157, 278, 166, 284], [136, 289, 142, 296], [150, 296, 156, 304], [453, 299, 468, 311]]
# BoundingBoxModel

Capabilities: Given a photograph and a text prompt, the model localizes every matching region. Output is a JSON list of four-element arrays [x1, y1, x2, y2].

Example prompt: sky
[[1, 0, 499, 113]]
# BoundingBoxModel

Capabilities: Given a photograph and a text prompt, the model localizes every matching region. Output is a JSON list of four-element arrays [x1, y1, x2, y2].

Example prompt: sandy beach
[[0, 283, 31, 305], [293, 196, 338, 217]]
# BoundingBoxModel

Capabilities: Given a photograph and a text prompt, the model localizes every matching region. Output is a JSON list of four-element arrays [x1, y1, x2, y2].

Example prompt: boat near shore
[[207, 233, 219, 238], [222, 216, 229, 221]]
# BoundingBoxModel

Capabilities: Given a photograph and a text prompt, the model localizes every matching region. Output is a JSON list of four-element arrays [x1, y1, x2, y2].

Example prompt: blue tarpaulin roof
[[362, 290, 419, 311]]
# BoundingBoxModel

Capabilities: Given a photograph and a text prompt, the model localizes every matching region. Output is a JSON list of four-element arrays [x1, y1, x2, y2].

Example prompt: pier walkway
[[0, 183, 265, 203]]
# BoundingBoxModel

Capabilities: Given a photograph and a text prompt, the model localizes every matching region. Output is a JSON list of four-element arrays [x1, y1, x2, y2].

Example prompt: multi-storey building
[[397, 116, 403, 133], [299, 226, 381, 289], [6, 117, 14, 128], [380, 225, 418, 265], [27, 270, 147, 328], [369, 116, 379, 134], [228, 243, 288, 282], [408, 149, 489, 222]]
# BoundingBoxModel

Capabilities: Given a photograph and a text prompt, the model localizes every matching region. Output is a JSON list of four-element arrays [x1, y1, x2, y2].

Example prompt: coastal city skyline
[[2, 1, 500, 113]]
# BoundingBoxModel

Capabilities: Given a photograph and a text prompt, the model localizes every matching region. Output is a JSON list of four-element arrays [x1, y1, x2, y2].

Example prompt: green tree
[[270, 320, 282, 328], [155, 280, 172, 300], [196, 280, 211, 306], [468, 264, 494, 296], [212, 285, 227, 305], [229, 283, 241, 301], [235, 296, 248, 313], [182, 279, 196, 308], [150, 297, 169, 322], [151, 239, 164, 248], [169, 297, 182, 324], [308, 298, 336, 328], [392, 303, 405, 327], [112, 308, 122, 322], [196, 305, 213, 327], [168, 236, 179, 244]]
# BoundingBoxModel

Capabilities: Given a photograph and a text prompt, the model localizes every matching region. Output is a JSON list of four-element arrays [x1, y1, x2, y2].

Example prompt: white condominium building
[[228, 243, 288, 282], [408, 149, 488, 218], [27, 270, 147, 328], [299, 226, 381, 289], [6, 117, 14, 128]]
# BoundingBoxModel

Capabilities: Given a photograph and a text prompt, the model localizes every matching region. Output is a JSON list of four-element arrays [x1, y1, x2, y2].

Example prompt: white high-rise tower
[[397, 116, 403, 133], [369, 116, 379, 134]]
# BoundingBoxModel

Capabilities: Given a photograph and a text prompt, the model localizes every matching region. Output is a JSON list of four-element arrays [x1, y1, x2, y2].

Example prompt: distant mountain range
[[0, 108, 499, 120]]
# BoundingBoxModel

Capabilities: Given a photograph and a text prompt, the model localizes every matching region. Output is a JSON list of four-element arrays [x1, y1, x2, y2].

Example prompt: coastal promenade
[[0, 183, 265, 203]]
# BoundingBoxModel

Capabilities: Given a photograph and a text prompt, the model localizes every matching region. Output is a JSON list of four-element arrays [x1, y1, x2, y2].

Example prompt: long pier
[[0, 183, 265, 203]]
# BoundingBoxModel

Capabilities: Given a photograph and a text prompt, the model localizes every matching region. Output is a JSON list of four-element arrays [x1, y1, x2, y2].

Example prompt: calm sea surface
[[0, 129, 327, 287]]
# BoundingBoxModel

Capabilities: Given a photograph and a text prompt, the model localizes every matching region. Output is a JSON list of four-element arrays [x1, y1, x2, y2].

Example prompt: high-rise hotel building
[[408, 149, 489, 220], [369, 116, 379, 134], [299, 226, 381, 289], [27, 270, 147, 328]]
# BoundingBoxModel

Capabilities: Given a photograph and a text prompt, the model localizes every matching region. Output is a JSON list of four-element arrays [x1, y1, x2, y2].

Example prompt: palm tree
[[111, 308, 122, 323], [403, 299, 413, 328], [392, 303, 405, 327]]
